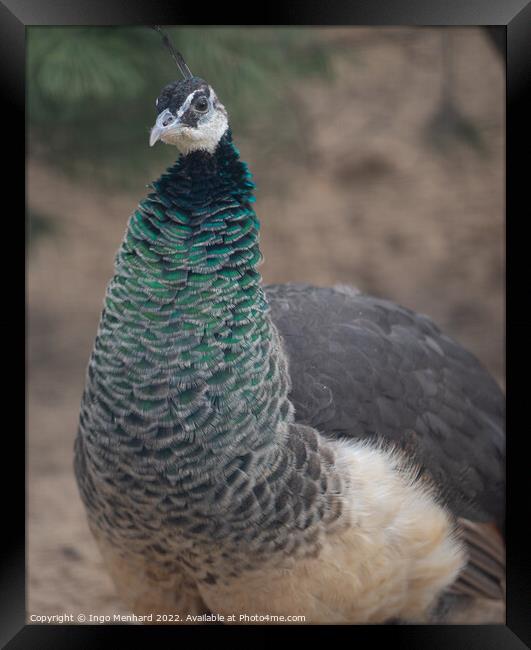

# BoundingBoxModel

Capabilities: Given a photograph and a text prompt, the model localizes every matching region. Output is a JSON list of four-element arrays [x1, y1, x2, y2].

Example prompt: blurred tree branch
[[28, 27, 341, 187]]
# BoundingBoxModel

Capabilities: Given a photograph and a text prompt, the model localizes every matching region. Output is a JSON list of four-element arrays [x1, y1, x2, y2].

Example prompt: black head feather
[[152, 26, 193, 79], [156, 78, 210, 116]]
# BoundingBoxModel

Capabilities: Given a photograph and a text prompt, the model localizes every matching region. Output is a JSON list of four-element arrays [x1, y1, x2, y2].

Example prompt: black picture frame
[[8, 0, 530, 647]]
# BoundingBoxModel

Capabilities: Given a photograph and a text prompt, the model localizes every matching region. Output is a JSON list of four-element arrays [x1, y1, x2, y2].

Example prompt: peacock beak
[[149, 108, 180, 147]]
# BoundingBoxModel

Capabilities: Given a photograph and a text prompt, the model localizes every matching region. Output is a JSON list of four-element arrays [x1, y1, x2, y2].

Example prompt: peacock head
[[149, 28, 228, 155], [149, 77, 228, 155]]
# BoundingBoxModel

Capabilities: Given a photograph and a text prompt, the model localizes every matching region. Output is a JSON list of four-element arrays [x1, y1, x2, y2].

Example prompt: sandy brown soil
[[27, 27, 504, 621]]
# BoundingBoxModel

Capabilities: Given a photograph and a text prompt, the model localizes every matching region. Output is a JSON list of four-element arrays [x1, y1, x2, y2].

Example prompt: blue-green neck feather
[[83, 131, 293, 491]]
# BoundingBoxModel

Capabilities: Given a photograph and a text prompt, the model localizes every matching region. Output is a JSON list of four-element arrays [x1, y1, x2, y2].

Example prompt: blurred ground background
[[27, 26, 504, 620]]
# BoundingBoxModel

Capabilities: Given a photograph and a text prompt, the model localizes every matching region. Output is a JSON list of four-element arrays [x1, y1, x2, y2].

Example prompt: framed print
[[7, 0, 530, 647]]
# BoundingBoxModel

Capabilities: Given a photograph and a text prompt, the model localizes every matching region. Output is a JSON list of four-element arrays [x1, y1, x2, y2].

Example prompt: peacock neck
[[88, 131, 293, 491], [120, 131, 268, 330]]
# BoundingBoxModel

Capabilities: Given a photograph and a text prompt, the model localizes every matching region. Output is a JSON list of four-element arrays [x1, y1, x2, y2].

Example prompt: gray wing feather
[[265, 283, 505, 527]]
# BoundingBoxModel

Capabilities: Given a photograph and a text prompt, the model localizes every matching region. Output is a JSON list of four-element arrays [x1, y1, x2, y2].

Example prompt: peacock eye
[[194, 97, 209, 113]]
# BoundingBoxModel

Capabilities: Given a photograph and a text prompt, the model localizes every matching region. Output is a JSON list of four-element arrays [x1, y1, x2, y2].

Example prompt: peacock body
[[75, 66, 505, 624]]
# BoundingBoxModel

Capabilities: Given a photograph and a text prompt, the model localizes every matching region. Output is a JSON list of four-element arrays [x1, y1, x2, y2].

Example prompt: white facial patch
[[162, 110, 229, 154], [158, 88, 229, 155]]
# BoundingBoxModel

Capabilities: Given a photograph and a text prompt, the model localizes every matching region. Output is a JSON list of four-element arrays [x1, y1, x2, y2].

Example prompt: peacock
[[74, 32, 505, 624]]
